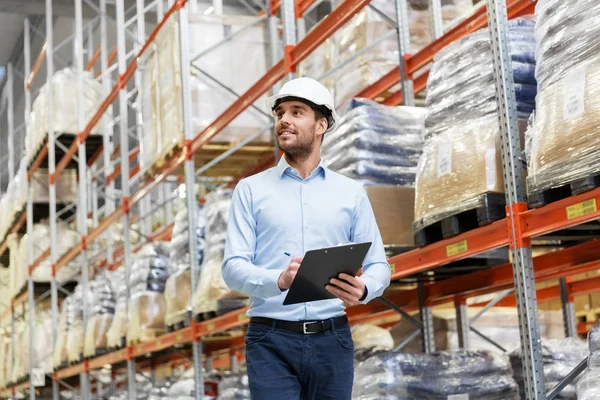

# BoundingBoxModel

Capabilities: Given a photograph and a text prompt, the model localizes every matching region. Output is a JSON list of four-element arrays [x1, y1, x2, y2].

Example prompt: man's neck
[[286, 150, 321, 179]]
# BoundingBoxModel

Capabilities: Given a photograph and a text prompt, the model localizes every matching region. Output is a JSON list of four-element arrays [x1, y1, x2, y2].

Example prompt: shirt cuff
[[358, 275, 378, 304], [262, 268, 285, 298]]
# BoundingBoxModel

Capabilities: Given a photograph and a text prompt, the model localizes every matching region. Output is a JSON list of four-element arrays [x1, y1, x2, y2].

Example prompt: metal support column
[[428, 0, 443, 40], [281, 0, 297, 81], [100, 0, 115, 273], [7, 63, 14, 179], [559, 278, 577, 338], [115, 0, 137, 397], [455, 297, 469, 349], [27, 170, 35, 400], [393, 0, 414, 106], [486, 0, 545, 398], [75, 1, 91, 397], [178, 5, 204, 398], [266, 0, 281, 164], [41, 2, 61, 397], [418, 282, 435, 353]]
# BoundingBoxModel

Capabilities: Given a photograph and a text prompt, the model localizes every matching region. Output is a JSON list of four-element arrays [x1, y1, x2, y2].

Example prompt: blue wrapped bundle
[[322, 99, 425, 187]]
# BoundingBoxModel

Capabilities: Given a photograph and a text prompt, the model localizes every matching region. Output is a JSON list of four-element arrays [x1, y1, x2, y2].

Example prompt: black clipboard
[[283, 242, 372, 306]]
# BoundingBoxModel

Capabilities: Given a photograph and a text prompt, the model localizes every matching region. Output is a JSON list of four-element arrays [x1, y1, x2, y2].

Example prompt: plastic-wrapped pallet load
[[353, 349, 519, 399], [53, 295, 73, 367], [164, 205, 206, 328], [331, 0, 472, 109], [67, 284, 93, 363], [0, 332, 9, 388], [527, 0, 600, 200], [414, 19, 536, 243], [17, 220, 78, 291], [18, 303, 53, 378], [510, 337, 588, 399], [106, 268, 127, 348], [26, 68, 104, 163], [83, 274, 116, 357], [126, 242, 170, 344], [7, 232, 24, 298], [192, 188, 233, 319], [218, 372, 250, 400], [140, 12, 269, 173], [322, 98, 425, 186], [577, 322, 600, 400]]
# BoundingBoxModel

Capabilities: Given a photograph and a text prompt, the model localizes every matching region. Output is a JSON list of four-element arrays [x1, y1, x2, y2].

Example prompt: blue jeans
[[245, 320, 354, 400]]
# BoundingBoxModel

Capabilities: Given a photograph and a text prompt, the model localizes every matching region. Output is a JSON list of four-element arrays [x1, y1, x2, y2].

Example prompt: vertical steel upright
[[266, 0, 281, 163], [42, 0, 61, 397], [281, 0, 297, 81], [428, 0, 443, 40], [485, 0, 545, 398], [75, 1, 91, 397], [7, 63, 14, 180], [100, 0, 115, 276], [177, 4, 204, 398], [559, 278, 577, 338], [115, 0, 137, 397], [454, 297, 470, 349], [26, 133, 35, 400], [417, 282, 435, 353], [393, 0, 414, 106]]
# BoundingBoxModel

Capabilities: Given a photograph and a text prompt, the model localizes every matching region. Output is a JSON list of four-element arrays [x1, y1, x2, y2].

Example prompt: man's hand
[[278, 256, 303, 290], [326, 273, 366, 307]]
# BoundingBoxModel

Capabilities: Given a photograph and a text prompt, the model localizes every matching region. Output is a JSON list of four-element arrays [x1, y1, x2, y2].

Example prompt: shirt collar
[[277, 156, 327, 179]]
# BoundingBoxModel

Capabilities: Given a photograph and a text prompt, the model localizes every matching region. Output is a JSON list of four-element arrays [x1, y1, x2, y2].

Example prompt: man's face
[[274, 101, 327, 160]]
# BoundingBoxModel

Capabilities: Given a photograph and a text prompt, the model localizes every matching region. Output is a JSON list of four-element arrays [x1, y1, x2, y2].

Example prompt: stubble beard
[[277, 126, 317, 162]]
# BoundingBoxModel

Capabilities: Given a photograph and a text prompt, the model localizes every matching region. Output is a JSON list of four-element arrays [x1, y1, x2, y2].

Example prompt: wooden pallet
[[413, 192, 506, 247], [142, 141, 274, 182]]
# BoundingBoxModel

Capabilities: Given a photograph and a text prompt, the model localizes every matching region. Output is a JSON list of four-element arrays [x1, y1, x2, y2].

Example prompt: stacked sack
[[67, 284, 93, 364], [510, 338, 588, 399], [16, 303, 53, 380], [414, 19, 536, 233], [577, 322, 600, 400], [164, 205, 206, 328], [26, 68, 104, 163], [84, 274, 116, 357], [353, 350, 519, 399], [53, 295, 73, 367], [218, 372, 250, 400], [527, 0, 600, 197], [0, 331, 10, 388], [321, 98, 425, 186], [126, 243, 170, 344], [192, 188, 240, 320]]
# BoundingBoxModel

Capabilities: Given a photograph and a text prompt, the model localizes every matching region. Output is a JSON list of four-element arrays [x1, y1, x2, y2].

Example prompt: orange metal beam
[[85, 46, 102, 71], [26, 43, 46, 90]]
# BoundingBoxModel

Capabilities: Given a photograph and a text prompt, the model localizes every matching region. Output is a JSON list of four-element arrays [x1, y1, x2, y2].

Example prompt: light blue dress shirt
[[222, 157, 391, 321]]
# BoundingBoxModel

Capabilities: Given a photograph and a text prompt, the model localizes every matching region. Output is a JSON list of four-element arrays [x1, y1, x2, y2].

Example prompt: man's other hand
[[278, 256, 303, 290], [326, 273, 366, 307]]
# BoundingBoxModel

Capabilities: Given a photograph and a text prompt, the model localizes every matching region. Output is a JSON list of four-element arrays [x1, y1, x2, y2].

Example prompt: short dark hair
[[273, 96, 332, 130]]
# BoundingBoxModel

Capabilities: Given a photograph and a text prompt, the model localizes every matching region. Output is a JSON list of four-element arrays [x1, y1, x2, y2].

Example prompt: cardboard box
[[365, 186, 415, 246]]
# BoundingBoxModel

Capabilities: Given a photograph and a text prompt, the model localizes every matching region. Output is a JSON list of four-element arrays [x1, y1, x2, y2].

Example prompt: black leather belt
[[249, 315, 348, 334]]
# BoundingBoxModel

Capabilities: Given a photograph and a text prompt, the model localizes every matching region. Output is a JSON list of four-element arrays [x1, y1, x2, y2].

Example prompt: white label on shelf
[[437, 141, 453, 178], [31, 368, 44, 387], [563, 65, 586, 120], [447, 394, 469, 400], [485, 147, 496, 190]]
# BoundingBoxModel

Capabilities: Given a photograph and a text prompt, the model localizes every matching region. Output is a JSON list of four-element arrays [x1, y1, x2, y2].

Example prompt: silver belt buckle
[[303, 321, 320, 334]]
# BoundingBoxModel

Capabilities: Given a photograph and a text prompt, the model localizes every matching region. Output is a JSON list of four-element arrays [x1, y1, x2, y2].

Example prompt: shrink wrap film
[[353, 349, 519, 400], [84, 274, 116, 357], [106, 268, 129, 348], [527, 0, 600, 195], [53, 297, 71, 367], [67, 285, 92, 364], [126, 243, 170, 344], [26, 68, 104, 163], [140, 12, 269, 172], [165, 206, 206, 326], [414, 116, 504, 231], [192, 189, 232, 315], [322, 99, 424, 186], [0, 334, 9, 388], [19, 305, 53, 377], [576, 322, 600, 400]]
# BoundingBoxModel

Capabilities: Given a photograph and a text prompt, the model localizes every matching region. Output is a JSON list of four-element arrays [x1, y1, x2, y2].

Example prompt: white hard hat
[[266, 77, 340, 132]]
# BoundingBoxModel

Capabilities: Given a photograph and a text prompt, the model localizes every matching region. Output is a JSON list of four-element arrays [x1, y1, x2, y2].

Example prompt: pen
[[284, 252, 291, 257]]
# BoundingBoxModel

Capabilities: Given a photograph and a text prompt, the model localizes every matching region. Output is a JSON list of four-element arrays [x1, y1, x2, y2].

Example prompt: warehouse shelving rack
[[1, 0, 600, 398]]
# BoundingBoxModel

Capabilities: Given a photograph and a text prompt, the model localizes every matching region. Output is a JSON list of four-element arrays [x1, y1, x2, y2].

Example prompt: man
[[222, 77, 391, 399]]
